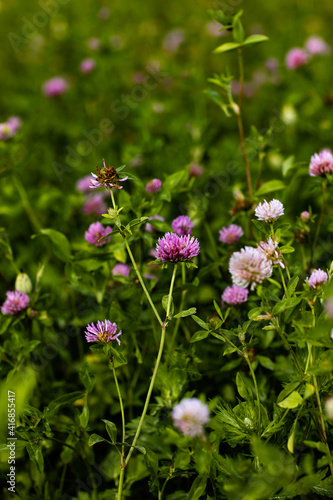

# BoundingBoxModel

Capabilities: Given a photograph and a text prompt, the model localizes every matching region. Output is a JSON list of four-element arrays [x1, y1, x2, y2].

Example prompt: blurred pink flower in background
[[80, 58, 96, 74], [285, 48, 308, 70], [42, 77, 69, 97]]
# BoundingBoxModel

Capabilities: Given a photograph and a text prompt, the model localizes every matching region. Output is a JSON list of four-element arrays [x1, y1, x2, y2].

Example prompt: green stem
[[275, 325, 303, 376], [313, 373, 333, 477], [125, 265, 178, 466], [279, 266, 289, 298], [310, 180, 326, 269], [169, 263, 186, 350], [204, 221, 222, 277], [111, 363, 126, 500], [244, 350, 261, 430], [159, 476, 171, 500], [236, 48, 253, 197]]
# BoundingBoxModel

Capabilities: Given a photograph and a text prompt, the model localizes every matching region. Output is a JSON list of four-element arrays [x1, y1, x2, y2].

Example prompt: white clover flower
[[255, 199, 284, 223], [172, 398, 209, 437]]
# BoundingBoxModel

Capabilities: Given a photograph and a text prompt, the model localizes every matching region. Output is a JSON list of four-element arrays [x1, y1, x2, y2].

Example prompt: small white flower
[[255, 199, 284, 223], [172, 398, 209, 437]]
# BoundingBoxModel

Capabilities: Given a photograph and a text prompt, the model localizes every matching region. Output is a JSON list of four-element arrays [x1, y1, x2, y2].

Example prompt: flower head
[[255, 199, 284, 223], [189, 163, 204, 178], [82, 194, 107, 216], [42, 77, 69, 97], [307, 269, 328, 289], [309, 149, 333, 177], [219, 224, 243, 244], [300, 211, 310, 222], [77, 175, 94, 192], [222, 285, 248, 306], [1, 290, 30, 315], [145, 178, 162, 193], [172, 398, 209, 437], [145, 215, 164, 233], [87, 37, 101, 50], [229, 246, 273, 290], [85, 320, 122, 344], [80, 58, 96, 74], [324, 298, 333, 319], [85, 222, 112, 246], [285, 48, 308, 70], [7, 116, 22, 134], [305, 36, 330, 56], [90, 159, 128, 190], [112, 263, 130, 278], [156, 232, 200, 263], [257, 237, 284, 268], [171, 215, 194, 236]]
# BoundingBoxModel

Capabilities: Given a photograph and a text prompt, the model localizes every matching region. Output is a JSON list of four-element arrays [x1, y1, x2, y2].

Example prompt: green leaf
[[213, 300, 223, 320], [287, 276, 299, 296], [79, 362, 95, 393], [279, 245, 295, 254], [26, 443, 44, 473], [213, 42, 241, 54], [278, 391, 303, 409], [257, 355, 275, 371], [233, 18, 245, 43], [287, 420, 297, 454], [256, 179, 285, 196], [251, 219, 269, 236], [188, 475, 208, 500], [88, 433, 111, 446], [236, 372, 253, 400], [162, 295, 174, 317], [277, 379, 302, 403], [79, 405, 89, 428], [242, 34, 269, 46], [47, 391, 85, 415], [248, 307, 262, 320], [173, 307, 197, 318], [303, 383, 315, 399], [273, 297, 302, 315], [303, 440, 328, 454], [192, 315, 209, 330], [38, 229, 72, 262], [102, 420, 117, 444], [190, 330, 209, 343], [282, 155, 295, 177]]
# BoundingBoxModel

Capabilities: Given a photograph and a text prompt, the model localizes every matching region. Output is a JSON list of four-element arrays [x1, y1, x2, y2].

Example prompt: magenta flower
[[162, 28, 185, 53], [171, 216, 194, 236], [257, 237, 284, 269], [300, 211, 310, 222], [145, 178, 162, 193], [219, 224, 243, 244], [112, 263, 130, 278], [85, 320, 122, 345], [222, 285, 248, 306], [156, 232, 200, 263], [82, 194, 107, 216], [305, 36, 330, 56], [80, 58, 96, 74], [307, 269, 328, 289], [172, 398, 209, 437], [189, 163, 204, 178], [0, 123, 13, 141], [87, 37, 101, 50], [143, 273, 158, 280], [145, 215, 164, 233], [77, 175, 94, 192], [1, 290, 30, 315], [42, 77, 69, 97], [7, 116, 22, 134], [285, 48, 308, 70], [309, 149, 333, 177], [255, 199, 284, 223], [229, 246, 273, 290], [85, 222, 112, 246]]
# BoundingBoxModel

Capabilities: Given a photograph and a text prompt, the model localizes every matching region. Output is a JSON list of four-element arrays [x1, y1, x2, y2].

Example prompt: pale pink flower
[[257, 237, 284, 268], [172, 398, 209, 437], [162, 29, 185, 53], [300, 211, 310, 222], [309, 149, 333, 177], [189, 163, 204, 178], [307, 269, 328, 289], [285, 48, 308, 70], [80, 58, 96, 74], [305, 36, 330, 56], [219, 224, 243, 244], [145, 179, 162, 193], [222, 285, 248, 306], [112, 263, 130, 278], [87, 37, 101, 51], [255, 199, 284, 223], [229, 246, 273, 290], [82, 194, 107, 216], [42, 77, 69, 97], [205, 21, 226, 38], [77, 175, 95, 192], [324, 298, 333, 319]]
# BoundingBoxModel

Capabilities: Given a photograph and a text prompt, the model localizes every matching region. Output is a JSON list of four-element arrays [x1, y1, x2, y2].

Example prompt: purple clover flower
[[145, 178, 162, 192], [189, 163, 204, 178], [307, 269, 328, 289], [219, 224, 243, 244], [300, 211, 310, 222], [80, 58, 96, 74], [85, 222, 112, 246], [112, 263, 130, 278], [172, 398, 209, 437], [222, 285, 248, 306], [1, 290, 30, 315], [309, 149, 333, 177], [85, 320, 122, 344], [171, 216, 194, 236], [305, 36, 330, 56], [42, 77, 69, 97], [285, 48, 308, 70], [77, 175, 95, 192], [156, 232, 200, 263], [82, 194, 107, 216], [145, 215, 164, 233]]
